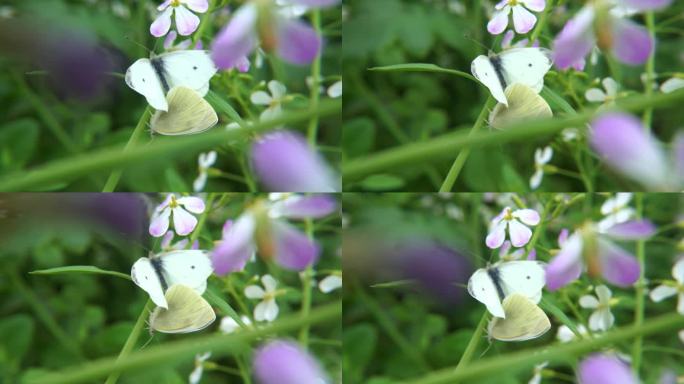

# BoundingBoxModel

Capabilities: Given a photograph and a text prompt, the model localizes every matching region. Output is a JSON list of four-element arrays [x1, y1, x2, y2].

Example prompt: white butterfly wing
[[497, 260, 547, 304], [471, 55, 508, 106], [158, 250, 213, 294], [131, 257, 168, 308], [150, 86, 218, 135], [125, 59, 169, 111], [158, 50, 217, 96], [498, 48, 553, 93], [468, 268, 506, 318]]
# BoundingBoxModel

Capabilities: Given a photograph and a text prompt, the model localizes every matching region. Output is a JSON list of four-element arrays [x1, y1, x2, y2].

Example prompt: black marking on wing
[[150, 258, 168, 291], [487, 267, 506, 302], [151, 57, 170, 93], [489, 55, 507, 90]]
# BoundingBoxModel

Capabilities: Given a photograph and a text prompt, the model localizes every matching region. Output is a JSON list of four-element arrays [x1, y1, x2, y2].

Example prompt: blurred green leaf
[[30, 266, 132, 281], [343, 117, 376, 158], [360, 174, 405, 191], [343, 323, 378, 383], [0, 315, 35, 367], [0, 119, 39, 171], [369, 64, 478, 83]]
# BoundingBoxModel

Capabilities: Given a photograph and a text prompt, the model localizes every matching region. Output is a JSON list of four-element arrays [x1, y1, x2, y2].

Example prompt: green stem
[[528, 0, 553, 44], [524, 199, 553, 258], [454, 311, 489, 374], [104, 300, 153, 384], [642, 11, 656, 130], [299, 219, 315, 347], [631, 194, 646, 374], [439, 97, 494, 192], [192, 0, 215, 46], [307, 9, 322, 146], [102, 107, 152, 192], [189, 192, 215, 246], [401, 312, 684, 384]]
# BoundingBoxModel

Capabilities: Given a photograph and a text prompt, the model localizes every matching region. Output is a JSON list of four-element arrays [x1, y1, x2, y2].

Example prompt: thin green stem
[[299, 219, 315, 347], [307, 9, 322, 146], [104, 300, 153, 384], [642, 11, 656, 130], [454, 311, 489, 374], [631, 193, 646, 374], [235, 355, 252, 384], [189, 192, 215, 246], [528, 0, 553, 44], [102, 107, 152, 192], [524, 199, 554, 258], [439, 97, 495, 192], [192, 0, 214, 46]]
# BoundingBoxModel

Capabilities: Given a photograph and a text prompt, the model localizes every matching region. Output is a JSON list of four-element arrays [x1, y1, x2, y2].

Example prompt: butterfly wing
[[471, 55, 508, 106], [498, 48, 553, 93], [488, 293, 550, 341], [489, 84, 552, 129], [125, 58, 169, 111], [158, 250, 213, 294], [131, 257, 168, 308], [150, 86, 218, 135], [468, 268, 506, 318], [497, 260, 547, 304], [158, 50, 217, 96], [150, 284, 216, 334]]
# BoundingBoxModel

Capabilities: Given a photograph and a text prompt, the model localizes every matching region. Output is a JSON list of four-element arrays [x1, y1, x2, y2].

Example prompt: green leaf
[[0, 118, 39, 171], [0, 314, 35, 366], [343, 323, 378, 383], [206, 90, 243, 124], [30, 266, 132, 281], [397, 5, 434, 57], [204, 287, 245, 327], [369, 63, 478, 83], [343, 117, 376, 158]]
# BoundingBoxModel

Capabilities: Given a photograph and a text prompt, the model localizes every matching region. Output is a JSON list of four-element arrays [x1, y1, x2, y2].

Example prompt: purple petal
[[509, 220, 533, 247], [602, 220, 656, 240], [222, 219, 233, 239], [276, 18, 322, 65], [552, 6, 595, 70], [527, 249, 537, 260], [211, 214, 256, 275], [512, 5, 537, 34], [486, 221, 507, 249], [183, 0, 209, 13], [522, 0, 546, 12], [149, 209, 171, 237], [487, 8, 510, 35], [546, 232, 583, 290], [578, 354, 638, 384], [597, 239, 641, 287], [621, 0, 672, 11], [611, 18, 652, 65], [211, 3, 258, 69], [235, 55, 251, 72], [253, 340, 327, 384], [558, 228, 569, 246], [251, 131, 340, 192], [513, 209, 540, 225], [178, 196, 205, 214], [590, 112, 670, 189], [150, 7, 173, 37], [172, 207, 198, 236], [161, 230, 174, 248], [272, 195, 337, 219], [174, 5, 200, 36], [289, 0, 340, 7], [272, 221, 319, 270]]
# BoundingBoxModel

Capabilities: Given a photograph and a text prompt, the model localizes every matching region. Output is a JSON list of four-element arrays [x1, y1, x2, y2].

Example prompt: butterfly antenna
[[463, 33, 491, 53], [140, 332, 155, 349], [479, 337, 493, 358], [124, 35, 153, 55]]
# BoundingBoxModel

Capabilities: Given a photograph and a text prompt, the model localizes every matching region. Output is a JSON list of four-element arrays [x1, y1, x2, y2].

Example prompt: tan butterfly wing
[[488, 293, 550, 341], [489, 83, 552, 130], [150, 86, 218, 135], [150, 284, 216, 333]]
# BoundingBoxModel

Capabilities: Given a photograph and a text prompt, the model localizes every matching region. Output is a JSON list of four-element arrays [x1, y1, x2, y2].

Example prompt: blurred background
[[342, 193, 684, 383], [0, 193, 342, 383], [342, 0, 684, 191]]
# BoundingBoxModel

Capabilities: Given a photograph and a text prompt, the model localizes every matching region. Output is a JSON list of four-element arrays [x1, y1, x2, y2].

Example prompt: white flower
[[219, 315, 252, 334], [250, 80, 288, 121], [556, 324, 588, 342], [275, 0, 309, 18], [679, 330, 684, 344], [188, 352, 211, 384], [327, 80, 342, 98], [660, 77, 684, 94], [485, 207, 541, 249], [649, 258, 684, 315], [487, 0, 546, 35], [585, 77, 619, 104], [597, 193, 634, 232], [530, 146, 553, 190], [193, 151, 217, 192], [150, 0, 209, 37], [561, 127, 579, 142], [528, 361, 548, 384], [318, 274, 342, 293], [580, 285, 615, 331], [245, 274, 280, 322], [149, 194, 205, 237]]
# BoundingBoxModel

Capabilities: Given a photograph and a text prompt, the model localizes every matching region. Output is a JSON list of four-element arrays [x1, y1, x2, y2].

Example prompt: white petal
[[319, 275, 342, 293], [556, 325, 575, 342], [529, 169, 543, 189], [660, 77, 684, 94], [649, 285, 677, 302], [579, 295, 599, 309], [268, 80, 287, 99], [261, 274, 278, 292], [678, 294, 684, 315], [679, 329, 684, 344], [615, 192, 632, 206], [177, 196, 205, 213], [588, 309, 612, 331], [511, 5, 537, 34], [508, 220, 533, 247], [251, 91, 273, 105], [602, 77, 619, 97], [254, 300, 268, 321], [189, 366, 203, 384], [585, 88, 607, 102], [219, 317, 240, 334], [172, 207, 197, 236], [595, 285, 612, 302], [600, 197, 617, 215], [174, 5, 200, 36], [535, 146, 553, 164], [485, 220, 507, 249], [263, 299, 279, 321], [193, 173, 208, 192], [245, 285, 265, 299], [512, 209, 541, 225], [327, 80, 342, 98], [673, 258, 684, 283]]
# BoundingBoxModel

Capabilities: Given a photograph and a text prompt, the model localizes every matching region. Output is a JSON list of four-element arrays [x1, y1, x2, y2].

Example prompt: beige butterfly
[[488, 84, 552, 130], [150, 86, 218, 135], [149, 284, 216, 333], [488, 293, 551, 341]]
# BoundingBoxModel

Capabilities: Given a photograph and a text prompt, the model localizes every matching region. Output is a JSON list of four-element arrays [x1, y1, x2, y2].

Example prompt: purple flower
[[253, 340, 328, 384], [251, 131, 340, 192], [485, 207, 541, 249], [590, 112, 682, 190], [211, 1, 329, 69], [578, 354, 638, 384], [546, 220, 655, 290], [211, 194, 336, 275], [150, 0, 209, 37], [552, 2, 656, 69], [149, 194, 205, 237], [488, 0, 546, 35]]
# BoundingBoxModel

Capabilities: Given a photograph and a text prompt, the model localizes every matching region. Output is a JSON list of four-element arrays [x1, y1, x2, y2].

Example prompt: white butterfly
[[467, 260, 546, 318], [125, 50, 217, 112], [131, 250, 213, 309], [470, 48, 553, 106]]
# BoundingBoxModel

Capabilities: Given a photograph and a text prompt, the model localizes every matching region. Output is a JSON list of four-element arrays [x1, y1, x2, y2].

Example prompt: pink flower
[[149, 194, 205, 237], [578, 354, 638, 384], [253, 340, 328, 384], [485, 207, 541, 249], [488, 0, 546, 35], [150, 0, 209, 38]]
